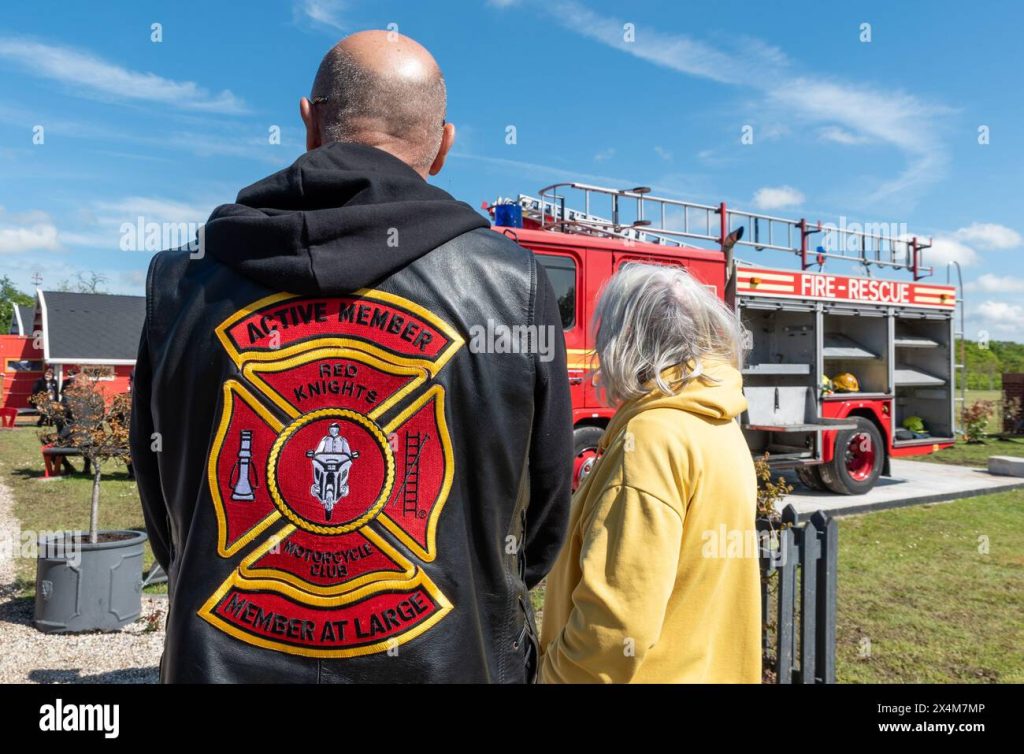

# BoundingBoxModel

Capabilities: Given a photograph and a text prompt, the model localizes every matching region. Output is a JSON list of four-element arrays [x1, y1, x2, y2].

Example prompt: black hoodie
[[204, 142, 490, 293], [131, 142, 573, 683]]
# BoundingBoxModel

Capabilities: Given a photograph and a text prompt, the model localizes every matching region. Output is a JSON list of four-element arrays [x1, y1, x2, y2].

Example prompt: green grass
[[836, 490, 1024, 683], [917, 436, 1024, 467], [965, 389, 1001, 402], [0, 427, 162, 597]]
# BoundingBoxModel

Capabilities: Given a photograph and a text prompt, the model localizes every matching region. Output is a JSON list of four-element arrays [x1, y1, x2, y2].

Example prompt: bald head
[[301, 31, 454, 177]]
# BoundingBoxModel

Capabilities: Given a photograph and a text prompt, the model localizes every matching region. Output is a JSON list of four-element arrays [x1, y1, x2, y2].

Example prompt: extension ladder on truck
[[494, 181, 961, 495]]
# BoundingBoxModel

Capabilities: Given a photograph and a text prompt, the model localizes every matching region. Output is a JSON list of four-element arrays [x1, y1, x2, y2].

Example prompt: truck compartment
[[740, 306, 821, 460], [893, 315, 954, 442], [822, 310, 890, 396]]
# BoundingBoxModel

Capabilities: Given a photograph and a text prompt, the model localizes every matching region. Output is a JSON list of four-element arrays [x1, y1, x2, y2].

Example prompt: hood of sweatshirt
[[598, 358, 748, 451], [203, 142, 490, 295]]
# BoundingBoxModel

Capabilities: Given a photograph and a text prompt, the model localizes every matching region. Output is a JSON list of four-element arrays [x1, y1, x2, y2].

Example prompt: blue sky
[[1, 0, 1021, 341]]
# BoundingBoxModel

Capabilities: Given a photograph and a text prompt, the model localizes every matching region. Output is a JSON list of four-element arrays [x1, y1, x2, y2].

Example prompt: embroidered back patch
[[198, 289, 461, 658]]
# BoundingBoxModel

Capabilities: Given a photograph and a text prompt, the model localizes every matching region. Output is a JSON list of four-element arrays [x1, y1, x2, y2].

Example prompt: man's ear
[[428, 122, 456, 176], [299, 97, 321, 152]]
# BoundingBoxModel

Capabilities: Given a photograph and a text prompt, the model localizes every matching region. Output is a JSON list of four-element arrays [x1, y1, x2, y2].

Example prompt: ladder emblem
[[399, 431, 430, 518]]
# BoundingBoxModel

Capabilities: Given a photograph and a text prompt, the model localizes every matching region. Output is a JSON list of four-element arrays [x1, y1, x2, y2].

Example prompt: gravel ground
[[0, 477, 165, 684]]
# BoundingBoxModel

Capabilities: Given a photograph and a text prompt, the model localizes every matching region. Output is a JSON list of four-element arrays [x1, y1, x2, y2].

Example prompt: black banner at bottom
[[0, 682, 1014, 745]]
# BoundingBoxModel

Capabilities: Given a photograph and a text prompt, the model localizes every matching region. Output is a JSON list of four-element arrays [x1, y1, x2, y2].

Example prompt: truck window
[[538, 255, 577, 330]]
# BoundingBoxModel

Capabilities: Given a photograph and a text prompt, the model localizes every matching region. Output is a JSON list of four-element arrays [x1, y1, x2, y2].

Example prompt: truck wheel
[[818, 417, 884, 495], [795, 465, 827, 491], [572, 426, 604, 491]]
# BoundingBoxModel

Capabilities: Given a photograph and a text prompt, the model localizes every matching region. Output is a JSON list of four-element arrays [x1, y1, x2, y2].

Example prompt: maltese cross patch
[[198, 289, 462, 658]]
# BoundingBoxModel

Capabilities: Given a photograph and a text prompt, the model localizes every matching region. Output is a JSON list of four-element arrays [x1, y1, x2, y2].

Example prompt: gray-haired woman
[[539, 262, 761, 683]]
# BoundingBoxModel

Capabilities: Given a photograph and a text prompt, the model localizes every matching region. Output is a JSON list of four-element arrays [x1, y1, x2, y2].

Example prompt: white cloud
[[974, 301, 1024, 338], [925, 235, 979, 266], [654, 145, 672, 161], [0, 208, 60, 254], [818, 126, 870, 145], [0, 222, 60, 255], [0, 37, 246, 113], [766, 79, 948, 200], [906, 223, 1020, 271], [752, 186, 804, 210], [57, 196, 220, 251], [757, 123, 791, 141], [488, 0, 522, 6], [294, 0, 347, 31], [93, 197, 215, 226], [954, 222, 1021, 251], [593, 147, 615, 162], [450, 151, 641, 189], [966, 274, 1024, 293], [163, 131, 295, 164], [546, 1, 786, 86], [544, 0, 950, 201]]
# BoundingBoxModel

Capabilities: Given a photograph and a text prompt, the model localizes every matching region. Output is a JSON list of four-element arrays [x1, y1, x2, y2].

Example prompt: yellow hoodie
[[539, 359, 761, 683]]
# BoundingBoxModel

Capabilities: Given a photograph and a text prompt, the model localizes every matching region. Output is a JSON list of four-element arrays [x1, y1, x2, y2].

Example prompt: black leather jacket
[[130, 143, 572, 683]]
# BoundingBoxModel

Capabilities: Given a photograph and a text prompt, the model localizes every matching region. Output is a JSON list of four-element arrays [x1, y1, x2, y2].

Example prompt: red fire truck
[[487, 182, 962, 494]]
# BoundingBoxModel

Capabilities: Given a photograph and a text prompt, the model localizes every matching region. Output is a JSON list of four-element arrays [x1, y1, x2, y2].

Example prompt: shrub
[[755, 453, 792, 522], [961, 400, 994, 444]]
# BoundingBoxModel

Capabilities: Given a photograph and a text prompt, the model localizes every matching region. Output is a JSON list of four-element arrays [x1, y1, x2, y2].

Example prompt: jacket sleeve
[[538, 484, 683, 683], [130, 319, 172, 571], [522, 261, 574, 589]]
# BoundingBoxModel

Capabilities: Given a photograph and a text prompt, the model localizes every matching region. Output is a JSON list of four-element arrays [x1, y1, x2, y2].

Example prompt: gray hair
[[592, 262, 749, 405], [311, 47, 446, 172]]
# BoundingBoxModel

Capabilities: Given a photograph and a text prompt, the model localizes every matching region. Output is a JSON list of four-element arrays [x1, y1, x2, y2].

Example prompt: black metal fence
[[760, 506, 838, 684]]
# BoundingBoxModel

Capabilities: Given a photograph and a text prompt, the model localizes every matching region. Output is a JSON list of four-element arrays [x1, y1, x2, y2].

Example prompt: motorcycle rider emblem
[[309, 422, 357, 515], [268, 410, 393, 534], [200, 289, 462, 658]]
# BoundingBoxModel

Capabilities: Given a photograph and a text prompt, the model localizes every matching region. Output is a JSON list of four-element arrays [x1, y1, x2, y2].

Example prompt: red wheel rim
[[844, 432, 876, 481], [573, 448, 598, 490]]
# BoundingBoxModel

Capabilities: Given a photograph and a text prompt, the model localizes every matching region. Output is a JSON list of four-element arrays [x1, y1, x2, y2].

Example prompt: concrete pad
[[988, 456, 1024, 477], [780, 459, 1024, 519]]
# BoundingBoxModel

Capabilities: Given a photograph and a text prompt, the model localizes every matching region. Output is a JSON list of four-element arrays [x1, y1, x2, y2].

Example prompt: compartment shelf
[[742, 363, 812, 376], [894, 368, 946, 387], [893, 436, 955, 447], [894, 336, 940, 349], [743, 418, 859, 432], [822, 333, 878, 360]]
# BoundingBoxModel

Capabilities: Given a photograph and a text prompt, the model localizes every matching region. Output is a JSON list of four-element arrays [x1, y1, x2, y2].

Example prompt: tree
[[57, 271, 109, 294], [36, 377, 131, 543], [0, 275, 34, 332]]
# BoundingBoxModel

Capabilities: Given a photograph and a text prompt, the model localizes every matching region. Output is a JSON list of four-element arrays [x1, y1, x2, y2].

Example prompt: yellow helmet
[[832, 372, 860, 393]]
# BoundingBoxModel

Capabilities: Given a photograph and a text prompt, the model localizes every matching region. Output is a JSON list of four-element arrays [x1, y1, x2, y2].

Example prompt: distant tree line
[[957, 339, 1024, 390]]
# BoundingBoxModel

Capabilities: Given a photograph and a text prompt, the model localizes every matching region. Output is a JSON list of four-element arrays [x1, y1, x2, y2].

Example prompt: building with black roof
[[6, 304, 34, 336], [37, 291, 145, 365]]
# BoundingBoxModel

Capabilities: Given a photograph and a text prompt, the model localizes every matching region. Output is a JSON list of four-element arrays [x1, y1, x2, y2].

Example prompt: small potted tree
[[33, 374, 148, 633]]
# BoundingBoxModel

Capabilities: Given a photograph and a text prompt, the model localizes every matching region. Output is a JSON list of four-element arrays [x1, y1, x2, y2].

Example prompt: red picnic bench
[[41, 445, 85, 477]]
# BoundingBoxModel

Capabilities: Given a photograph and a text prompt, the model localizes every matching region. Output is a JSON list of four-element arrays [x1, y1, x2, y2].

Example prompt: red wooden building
[[1, 291, 145, 412]]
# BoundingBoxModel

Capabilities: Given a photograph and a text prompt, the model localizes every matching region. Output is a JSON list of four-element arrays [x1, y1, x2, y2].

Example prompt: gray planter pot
[[34, 529, 148, 633]]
